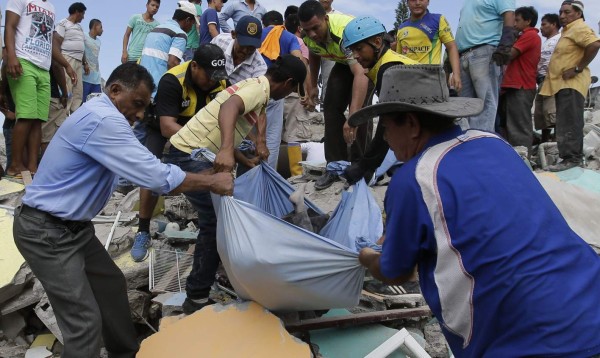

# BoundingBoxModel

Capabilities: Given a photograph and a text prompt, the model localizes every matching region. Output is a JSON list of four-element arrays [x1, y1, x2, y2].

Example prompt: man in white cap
[[539, 0, 600, 171], [354, 64, 600, 357]]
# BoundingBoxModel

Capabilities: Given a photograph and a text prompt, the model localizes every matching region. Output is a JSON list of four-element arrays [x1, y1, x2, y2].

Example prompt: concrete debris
[[0, 280, 44, 316], [0, 209, 32, 306], [0, 312, 26, 339], [424, 318, 450, 358], [113, 251, 149, 290], [0, 342, 28, 358], [127, 290, 151, 324], [0, 180, 24, 201], [151, 292, 186, 317], [33, 296, 63, 344], [137, 301, 311, 357]]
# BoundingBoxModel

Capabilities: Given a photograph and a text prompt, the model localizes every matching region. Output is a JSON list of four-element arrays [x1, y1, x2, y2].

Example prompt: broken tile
[[0, 179, 24, 201], [151, 292, 186, 317], [34, 296, 63, 344], [29, 333, 56, 351], [24, 346, 52, 358], [0, 209, 31, 305], [137, 301, 310, 357]]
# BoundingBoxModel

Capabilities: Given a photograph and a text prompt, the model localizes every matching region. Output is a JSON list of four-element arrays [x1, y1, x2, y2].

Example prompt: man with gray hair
[[12, 63, 233, 357]]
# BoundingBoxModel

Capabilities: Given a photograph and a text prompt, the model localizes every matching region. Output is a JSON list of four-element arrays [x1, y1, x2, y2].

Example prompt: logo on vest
[[211, 59, 226, 67], [182, 99, 190, 108], [247, 23, 258, 35]]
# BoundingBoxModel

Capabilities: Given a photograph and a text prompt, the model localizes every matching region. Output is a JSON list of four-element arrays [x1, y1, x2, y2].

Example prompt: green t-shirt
[[127, 14, 160, 61], [186, 4, 202, 50]]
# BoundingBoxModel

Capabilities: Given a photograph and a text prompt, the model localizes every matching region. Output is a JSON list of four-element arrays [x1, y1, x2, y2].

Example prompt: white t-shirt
[[538, 33, 561, 77], [6, 0, 56, 70], [55, 18, 84, 60]]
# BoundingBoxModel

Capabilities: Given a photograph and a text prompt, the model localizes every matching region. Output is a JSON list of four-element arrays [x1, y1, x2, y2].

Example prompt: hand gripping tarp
[[211, 164, 383, 311]]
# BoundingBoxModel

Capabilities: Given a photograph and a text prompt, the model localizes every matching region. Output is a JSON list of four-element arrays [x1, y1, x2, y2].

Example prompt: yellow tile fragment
[[0, 209, 25, 290]]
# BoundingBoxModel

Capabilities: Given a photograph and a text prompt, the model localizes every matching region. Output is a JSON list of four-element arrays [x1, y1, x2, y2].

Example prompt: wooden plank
[[285, 306, 432, 332]]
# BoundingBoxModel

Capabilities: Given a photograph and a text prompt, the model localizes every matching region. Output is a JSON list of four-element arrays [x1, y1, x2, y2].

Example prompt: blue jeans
[[3, 127, 13, 169], [460, 45, 502, 132], [163, 146, 218, 299], [82, 82, 102, 103], [265, 98, 284, 168]]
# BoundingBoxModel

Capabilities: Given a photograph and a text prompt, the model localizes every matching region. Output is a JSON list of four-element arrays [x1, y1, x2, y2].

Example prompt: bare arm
[[52, 33, 77, 84], [502, 11, 515, 28], [51, 61, 69, 108], [4, 11, 22, 79], [208, 23, 219, 39], [214, 94, 246, 173], [509, 47, 521, 61], [308, 51, 321, 103], [291, 49, 314, 109], [348, 62, 369, 116], [255, 111, 269, 160], [445, 41, 462, 92], [170, 171, 233, 196], [159, 116, 182, 139], [359, 248, 415, 286], [167, 55, 181, 70], [563, 41, 600, 80], [122, 26, 133, 63]]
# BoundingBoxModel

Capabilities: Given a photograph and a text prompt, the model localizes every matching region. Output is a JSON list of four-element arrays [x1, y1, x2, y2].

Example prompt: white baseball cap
[[177, 1, 200, 25]]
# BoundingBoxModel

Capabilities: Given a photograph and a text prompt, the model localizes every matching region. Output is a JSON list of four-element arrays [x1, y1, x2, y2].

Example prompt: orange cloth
[[259, 25, 285, 61]]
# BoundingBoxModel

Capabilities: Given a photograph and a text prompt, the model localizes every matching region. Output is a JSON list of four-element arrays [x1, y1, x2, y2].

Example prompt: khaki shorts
[[41, 98, 68, 143], [533, 91, 556, 130]]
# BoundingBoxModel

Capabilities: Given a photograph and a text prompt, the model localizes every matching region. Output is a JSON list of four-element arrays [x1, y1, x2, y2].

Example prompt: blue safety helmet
[[342, 16, 387, 49]]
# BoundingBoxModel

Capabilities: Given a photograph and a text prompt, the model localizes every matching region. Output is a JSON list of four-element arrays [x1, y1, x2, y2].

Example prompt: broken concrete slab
[[424, 318, 449, 358], [0, 343, 28, 358], [34, 296, 63, 344], [137, 301, 310, 357], [113, 251, 149, 290], [159, 230, 198, 244], [151, 292, 186, 317], [127, 290, 150, 324], [0, 312, 26, 339], [0, 279, 44, 315], [0, 208, 32, 305], [0, 179, 24, 201]]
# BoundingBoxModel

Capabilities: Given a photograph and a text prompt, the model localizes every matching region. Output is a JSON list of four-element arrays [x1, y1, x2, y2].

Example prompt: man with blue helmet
[[341, 16, 418, 185]]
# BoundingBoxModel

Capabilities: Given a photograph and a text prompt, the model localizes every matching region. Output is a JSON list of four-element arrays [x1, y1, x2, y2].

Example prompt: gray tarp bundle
[[211, 163, 383, 311]]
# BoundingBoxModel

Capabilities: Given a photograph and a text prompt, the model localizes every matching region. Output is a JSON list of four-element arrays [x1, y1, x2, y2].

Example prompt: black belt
[[19, 205, 90, 234], [459, 44, 488, 56]]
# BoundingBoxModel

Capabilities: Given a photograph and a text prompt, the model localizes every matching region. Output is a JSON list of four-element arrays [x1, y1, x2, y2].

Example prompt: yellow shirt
[[170, 76, 270, 154], [540, 19, 600, 98], [396, 12, 454, 65]]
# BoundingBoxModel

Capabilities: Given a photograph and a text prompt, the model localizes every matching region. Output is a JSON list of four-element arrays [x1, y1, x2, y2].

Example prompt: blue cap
[[235, 15, 263, 48]]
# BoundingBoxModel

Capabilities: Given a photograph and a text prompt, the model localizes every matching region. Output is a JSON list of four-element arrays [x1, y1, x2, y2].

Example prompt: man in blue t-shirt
[[353, 64, 600, 357], [258, 10, 309, 168], [200, 0, 227, 45]]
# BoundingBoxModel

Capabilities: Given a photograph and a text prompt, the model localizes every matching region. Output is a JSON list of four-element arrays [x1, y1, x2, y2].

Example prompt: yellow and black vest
[[166, 61, 227, 119], [367, 49, 418, 87], [303, 13, 354, 64]]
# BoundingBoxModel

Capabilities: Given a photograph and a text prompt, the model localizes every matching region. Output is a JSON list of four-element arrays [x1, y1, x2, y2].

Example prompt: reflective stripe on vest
[[303, 13, 354, 64], [415, 130, 504, 349], [367, 49, 419, 84], [166, 61, 227, 118]]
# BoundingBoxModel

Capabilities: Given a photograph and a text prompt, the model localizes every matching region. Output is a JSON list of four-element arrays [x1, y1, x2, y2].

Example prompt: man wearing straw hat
[[356, 64, 600, 357]]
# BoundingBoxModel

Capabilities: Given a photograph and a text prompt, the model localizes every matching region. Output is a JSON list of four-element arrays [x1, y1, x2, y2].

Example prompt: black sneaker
[[182, 297, 217, 315], [314, 172, 339, 191]]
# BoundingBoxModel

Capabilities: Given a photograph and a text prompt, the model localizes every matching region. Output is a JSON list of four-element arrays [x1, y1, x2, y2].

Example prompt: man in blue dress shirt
[[12, 63, 233, 358], [218, 0, 266, 33]]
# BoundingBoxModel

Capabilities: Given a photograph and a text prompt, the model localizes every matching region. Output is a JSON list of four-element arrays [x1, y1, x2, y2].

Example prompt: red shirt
[[501, 28, 541, 90]]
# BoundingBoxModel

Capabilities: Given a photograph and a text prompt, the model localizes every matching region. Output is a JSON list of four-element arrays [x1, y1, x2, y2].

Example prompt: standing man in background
[[200, 0, 227, 45], [55, 2, 87, 114], [540, 0, 600, 172], [534, 13, 561, 143], [82, 19, 103, 101], [218, 0, 266, 33], [455, 0, 516, 132], [184, 0, 202, 61], [121, 0, 161, 64], [317, 0, 340, 108]]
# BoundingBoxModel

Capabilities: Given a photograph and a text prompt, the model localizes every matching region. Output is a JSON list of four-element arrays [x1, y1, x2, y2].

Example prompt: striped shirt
[[139, 19, 187, 96], [170, 76, 270, 154], [211, 33, 267, 85]]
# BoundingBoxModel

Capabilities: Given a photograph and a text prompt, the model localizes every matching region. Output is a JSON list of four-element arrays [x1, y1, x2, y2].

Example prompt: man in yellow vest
[[341, 16, 418, 185], [130, 43, 229, 262], [298, 0, 370, 190]]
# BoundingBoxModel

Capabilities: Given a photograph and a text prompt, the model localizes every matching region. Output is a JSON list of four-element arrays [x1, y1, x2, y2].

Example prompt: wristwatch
[[575, 66, 583, 73]]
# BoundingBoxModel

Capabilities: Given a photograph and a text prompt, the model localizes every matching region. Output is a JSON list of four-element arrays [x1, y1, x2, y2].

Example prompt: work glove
[[491, 26, 519, 66]]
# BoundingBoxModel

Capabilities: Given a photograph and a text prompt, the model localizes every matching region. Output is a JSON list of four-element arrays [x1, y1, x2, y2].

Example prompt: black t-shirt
[[154, 68, 220, 127]]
